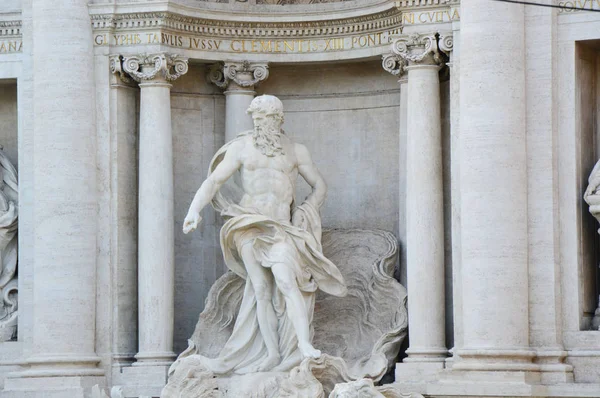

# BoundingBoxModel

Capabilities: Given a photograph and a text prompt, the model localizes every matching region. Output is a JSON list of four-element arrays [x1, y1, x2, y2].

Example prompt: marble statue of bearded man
[[182, 94, 347, 375]]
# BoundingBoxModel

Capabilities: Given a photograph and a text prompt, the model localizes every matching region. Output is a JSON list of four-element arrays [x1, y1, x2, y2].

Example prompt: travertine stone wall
[[171, 65, 226, 353], [0, 1, 20, 13], [0, 82, 17, 166], [258, 61, 401, 236]]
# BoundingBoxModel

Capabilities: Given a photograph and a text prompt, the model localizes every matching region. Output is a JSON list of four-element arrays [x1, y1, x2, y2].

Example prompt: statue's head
[[247, 95, 285, 156], [247, 94, 284, 128]]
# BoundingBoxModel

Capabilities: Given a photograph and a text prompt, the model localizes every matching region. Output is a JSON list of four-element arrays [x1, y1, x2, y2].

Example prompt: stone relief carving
[[0, 147, 18, 341], [208, 61, 270, 89], [161, 95, 411, 397], [583, 159, 600, 330]]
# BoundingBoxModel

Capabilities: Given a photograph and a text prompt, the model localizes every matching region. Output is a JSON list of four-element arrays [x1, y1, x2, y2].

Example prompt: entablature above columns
[[89, 0, 459, 64]]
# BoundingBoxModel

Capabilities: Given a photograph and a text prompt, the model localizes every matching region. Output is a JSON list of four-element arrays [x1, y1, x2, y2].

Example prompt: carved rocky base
[[161, 353, 423, 398]]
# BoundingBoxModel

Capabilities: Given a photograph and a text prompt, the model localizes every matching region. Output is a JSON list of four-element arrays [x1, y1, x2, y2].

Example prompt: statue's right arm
[[183, 141, 243, 234]]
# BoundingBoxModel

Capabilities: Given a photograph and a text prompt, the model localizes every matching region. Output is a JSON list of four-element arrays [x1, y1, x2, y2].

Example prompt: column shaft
[[136, 80, 176, 364], [224, 84, 255, 141], [456, 0, 533, 370], [404, 65, 447, 362], [29, 0, 100, 373]]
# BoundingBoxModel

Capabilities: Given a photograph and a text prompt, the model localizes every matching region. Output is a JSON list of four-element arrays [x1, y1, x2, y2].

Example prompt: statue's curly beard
[[253, 119, 285, 157]]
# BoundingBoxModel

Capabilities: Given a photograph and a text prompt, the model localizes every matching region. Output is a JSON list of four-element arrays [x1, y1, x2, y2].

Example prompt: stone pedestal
[[120, 54, 189, 371], [208, 61, 269, 141]]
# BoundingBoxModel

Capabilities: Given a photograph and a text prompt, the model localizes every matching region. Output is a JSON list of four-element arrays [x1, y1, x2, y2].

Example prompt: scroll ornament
[[382, 32, 453, 76], [208, 61, 269, 89], [111, 53, 189, 83]]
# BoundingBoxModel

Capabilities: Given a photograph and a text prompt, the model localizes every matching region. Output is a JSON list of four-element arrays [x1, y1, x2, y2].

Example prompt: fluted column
[[119, 54, 189, 366], [384, 33, 451, 367], [208, 61, 269, 142], [454, 0, 535, 372]]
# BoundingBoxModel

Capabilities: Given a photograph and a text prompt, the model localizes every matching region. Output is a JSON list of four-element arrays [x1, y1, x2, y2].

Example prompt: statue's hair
[[247, 94, 284, 124]]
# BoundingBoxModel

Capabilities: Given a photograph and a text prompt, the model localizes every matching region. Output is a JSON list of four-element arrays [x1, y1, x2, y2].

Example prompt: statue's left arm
[[296, 143, 327, 210]]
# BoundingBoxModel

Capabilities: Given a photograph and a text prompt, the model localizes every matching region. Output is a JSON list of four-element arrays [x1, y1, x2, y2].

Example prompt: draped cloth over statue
[[196, 134, 347, 375]]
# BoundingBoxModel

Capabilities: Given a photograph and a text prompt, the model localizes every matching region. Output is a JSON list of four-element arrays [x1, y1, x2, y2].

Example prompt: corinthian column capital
[[391, 32, 453, 67], [208, 61, 269, 90], [110, 53, 189, 84]]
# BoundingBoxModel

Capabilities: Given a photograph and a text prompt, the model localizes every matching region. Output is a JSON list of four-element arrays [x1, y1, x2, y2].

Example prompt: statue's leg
[[271, 262, 321, 359], [239, 242, 281, 371]]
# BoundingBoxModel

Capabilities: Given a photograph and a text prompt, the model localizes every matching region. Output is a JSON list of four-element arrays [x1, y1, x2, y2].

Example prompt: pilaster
[[4, 0, 104, 396]]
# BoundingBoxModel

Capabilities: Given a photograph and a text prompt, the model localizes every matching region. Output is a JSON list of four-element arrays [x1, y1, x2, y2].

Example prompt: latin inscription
[[93, 28, 404, 54], [402, 8, 460, 25], [557, 0, 600, 12], [0, 40, 22, 54]]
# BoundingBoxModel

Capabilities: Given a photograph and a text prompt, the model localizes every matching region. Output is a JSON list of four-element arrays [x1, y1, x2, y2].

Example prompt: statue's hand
[[183, 212, 202, 234]]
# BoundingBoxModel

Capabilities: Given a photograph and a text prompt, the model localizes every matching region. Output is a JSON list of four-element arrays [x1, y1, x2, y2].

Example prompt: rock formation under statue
[[161, 95, 413, 397]]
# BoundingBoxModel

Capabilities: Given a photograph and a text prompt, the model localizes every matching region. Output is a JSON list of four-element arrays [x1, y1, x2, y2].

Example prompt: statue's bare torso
[[237, 134, 298, 223]]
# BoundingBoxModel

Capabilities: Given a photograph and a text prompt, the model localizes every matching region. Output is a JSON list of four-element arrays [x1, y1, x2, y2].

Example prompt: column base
[[403, 347, 448, 363], [8, 355, 103, 378], [3, 375, 105, 398], [113, 363, 170, 398], [535, 350, 574, 384], [452, 348, 538, 372], [133, 351, 175, 367]]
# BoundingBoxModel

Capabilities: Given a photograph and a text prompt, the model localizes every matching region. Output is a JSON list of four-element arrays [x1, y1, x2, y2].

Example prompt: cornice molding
[[91, 9, 402, 39], [395, 0, 459, 8], [0, 21, 21, 38]]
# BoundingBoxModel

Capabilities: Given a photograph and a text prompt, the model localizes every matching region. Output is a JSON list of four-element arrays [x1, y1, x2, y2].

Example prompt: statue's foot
[[250, 353, 280, 373], [299, 342, 321, 359]]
